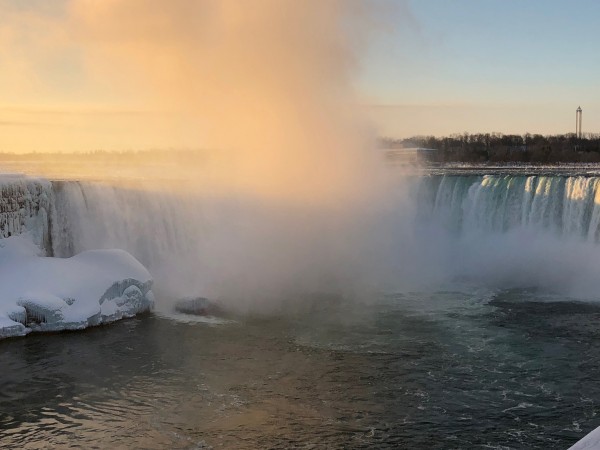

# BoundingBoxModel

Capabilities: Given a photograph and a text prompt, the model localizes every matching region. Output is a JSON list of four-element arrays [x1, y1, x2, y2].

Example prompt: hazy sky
[[0, 0, 598, 152], [363, 0, 600, 138]]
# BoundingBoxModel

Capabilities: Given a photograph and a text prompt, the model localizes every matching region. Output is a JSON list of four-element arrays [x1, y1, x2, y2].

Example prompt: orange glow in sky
[[1, 0, 598, 155]]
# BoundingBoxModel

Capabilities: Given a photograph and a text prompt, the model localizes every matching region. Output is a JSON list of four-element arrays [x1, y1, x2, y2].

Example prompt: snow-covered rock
[[0, 235, 154, 339]]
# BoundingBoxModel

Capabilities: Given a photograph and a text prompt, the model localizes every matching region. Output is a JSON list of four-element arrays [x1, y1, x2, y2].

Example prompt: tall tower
[[576, 106, 583, 139]]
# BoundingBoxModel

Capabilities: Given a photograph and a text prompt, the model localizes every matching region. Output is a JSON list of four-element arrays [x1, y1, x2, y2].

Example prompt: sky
[[362, 0, 600, 138], [0, 0, 599, 152]]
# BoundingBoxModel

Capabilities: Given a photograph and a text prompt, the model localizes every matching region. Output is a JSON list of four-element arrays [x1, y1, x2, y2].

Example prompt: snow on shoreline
[[568, 425, 600, 449], [0, 235, 154, 339]]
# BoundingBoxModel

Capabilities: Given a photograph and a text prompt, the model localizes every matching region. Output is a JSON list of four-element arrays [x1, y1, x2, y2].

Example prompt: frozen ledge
[[0, 236, 154, 339]]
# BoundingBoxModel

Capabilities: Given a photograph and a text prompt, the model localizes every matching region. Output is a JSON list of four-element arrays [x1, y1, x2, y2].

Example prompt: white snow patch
[[569, 425, 600, 450], [0, 235, 154, 338]]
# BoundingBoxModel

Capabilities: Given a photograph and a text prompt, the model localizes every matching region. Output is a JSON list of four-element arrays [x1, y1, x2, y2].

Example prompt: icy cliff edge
[[0, 236, 154, 339]]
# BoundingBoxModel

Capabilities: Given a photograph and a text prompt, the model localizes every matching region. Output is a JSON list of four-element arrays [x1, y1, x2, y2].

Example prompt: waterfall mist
[[70, 0, 381, 203], [51, 0, 407, 311], [51, 179, 418, 313], [415, 174, 600, 300], [29, 1, 600, 310]]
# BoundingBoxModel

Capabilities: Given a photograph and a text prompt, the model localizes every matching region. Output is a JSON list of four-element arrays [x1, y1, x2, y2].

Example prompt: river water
[[4, 171, 600, 448], [1, 287, 599, 449]]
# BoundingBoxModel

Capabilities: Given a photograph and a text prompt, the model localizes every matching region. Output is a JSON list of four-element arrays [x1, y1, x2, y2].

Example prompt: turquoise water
[[1, 288, 598, 449]]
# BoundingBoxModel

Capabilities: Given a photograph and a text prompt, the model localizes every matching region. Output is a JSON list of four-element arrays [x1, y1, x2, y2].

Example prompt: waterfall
[[409, 174, 600, 298], [51, 180, 209, 298], [4, 173, 600, 301], [420, 175, 600, 241]]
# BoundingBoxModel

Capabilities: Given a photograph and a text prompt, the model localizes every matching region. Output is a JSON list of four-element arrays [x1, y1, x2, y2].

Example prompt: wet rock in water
[[174, 297, 222, 316]]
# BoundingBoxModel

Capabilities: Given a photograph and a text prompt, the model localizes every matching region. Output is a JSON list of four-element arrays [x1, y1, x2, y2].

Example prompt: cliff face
[[0, 176, 54, 254]]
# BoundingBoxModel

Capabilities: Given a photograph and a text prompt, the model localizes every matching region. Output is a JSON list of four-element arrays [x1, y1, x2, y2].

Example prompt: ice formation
[[0, 175, 53, 252], [0, 175, 154, 339], [0, 235, 154, 338]]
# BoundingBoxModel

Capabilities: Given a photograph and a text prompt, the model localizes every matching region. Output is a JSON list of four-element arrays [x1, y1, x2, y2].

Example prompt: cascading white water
[[51, 181, 210, 300], [415, 174, 600, 298], [0, 173, 592, 306], [50, 179, 402, 308], [420, 175, 600, 241]]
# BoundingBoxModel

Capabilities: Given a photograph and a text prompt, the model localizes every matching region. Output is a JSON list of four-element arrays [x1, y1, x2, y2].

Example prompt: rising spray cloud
[[64, 0, 402, 309], [69, 0, 381, 203]]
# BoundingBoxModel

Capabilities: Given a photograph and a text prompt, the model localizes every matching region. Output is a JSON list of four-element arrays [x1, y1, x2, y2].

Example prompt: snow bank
[[569, 425, 600, 450], [0, 235, 154, 339]]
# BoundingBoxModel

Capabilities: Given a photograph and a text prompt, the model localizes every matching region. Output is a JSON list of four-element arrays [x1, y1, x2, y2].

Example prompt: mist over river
[[4, 169, 600, 448]]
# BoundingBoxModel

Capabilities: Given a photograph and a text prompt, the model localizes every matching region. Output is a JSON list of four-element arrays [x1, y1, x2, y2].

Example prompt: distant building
[[576, 106, 583, 138]]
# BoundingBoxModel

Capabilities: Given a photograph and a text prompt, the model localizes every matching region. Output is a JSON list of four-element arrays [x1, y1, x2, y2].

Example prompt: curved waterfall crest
[[5, 174, 600, 302], [420, 174, 600, 241]]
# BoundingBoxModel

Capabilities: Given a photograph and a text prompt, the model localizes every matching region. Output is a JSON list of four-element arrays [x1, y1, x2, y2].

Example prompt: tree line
[[381, 133, 600, 163]]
